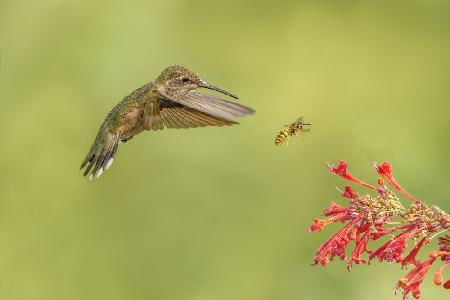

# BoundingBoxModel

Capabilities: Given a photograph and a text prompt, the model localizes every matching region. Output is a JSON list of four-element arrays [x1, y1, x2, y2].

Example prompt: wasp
[[275, 117, 310, 146]]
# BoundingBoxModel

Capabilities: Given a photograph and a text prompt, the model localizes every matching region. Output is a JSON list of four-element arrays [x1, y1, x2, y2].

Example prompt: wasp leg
[[285, 136, 290, 149]]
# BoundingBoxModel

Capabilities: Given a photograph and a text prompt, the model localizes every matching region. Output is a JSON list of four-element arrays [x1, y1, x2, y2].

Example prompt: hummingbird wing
[[144, 99, 238, 130], [144, 91, 254, 130], [158, 101, 236, 129], [178, 91, 255, 120]]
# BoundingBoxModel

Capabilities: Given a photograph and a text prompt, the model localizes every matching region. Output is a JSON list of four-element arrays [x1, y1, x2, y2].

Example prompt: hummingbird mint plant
[[309, 161, 449, 299]]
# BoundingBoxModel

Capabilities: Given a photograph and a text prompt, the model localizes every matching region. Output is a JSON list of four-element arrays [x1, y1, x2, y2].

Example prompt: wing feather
[[168, 108, 192, 128], [160, 109, 178, 128], [177, 107, 235, 126], [178, 91, 255, 120], [170, 108, 197, 128], [144, 95, 239, 131]]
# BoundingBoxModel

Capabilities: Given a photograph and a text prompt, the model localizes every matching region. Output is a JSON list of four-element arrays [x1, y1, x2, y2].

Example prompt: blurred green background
[[1, 0, 449, 299]]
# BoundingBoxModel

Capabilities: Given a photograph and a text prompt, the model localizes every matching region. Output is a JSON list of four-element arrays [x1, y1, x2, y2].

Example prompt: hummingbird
[[80, 65, 255, 180]]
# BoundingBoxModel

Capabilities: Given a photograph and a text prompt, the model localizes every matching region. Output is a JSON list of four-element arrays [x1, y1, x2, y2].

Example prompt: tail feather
[[81, 132, 120, 180]]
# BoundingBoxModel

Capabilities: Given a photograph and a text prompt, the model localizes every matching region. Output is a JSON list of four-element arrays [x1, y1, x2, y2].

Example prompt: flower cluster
[[309, 161, 449, 299]]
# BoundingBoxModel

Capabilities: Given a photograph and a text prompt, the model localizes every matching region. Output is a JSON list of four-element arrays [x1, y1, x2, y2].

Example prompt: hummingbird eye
[[181, 76, 190, 83]]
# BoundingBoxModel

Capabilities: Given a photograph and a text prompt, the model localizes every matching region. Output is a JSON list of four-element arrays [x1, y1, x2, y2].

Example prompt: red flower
[[397, 255, 437, 299], [370, 225, 423, 263], [347, 228, 371, 268], [327, 161, 376, 190], [445, 280, 450, 289], [402, 237, 429, 267], [434, 263, 448, 286], [308, 202, 351, 232], [434, 236, 450, 291], [397, 251, 450, 299], [312, 221, 354, 266], [309, 161, 449, 299], [372, 162, 421, 205]]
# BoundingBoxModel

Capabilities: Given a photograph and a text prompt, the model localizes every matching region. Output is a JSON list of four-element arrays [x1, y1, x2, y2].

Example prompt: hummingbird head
[[155, 65, 238, 100]]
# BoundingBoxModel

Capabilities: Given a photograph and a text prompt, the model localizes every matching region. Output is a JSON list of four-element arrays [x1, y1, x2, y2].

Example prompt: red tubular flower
[[327, 161, 376, 190], [324, 202, 348, 216], [434, 263, 448, 285], [371, 225, 411, 240], [312, 222, 354, 266], [309, 161, 449, 299], [347, 228, 371, 268], [370, 225, 423, 263], [435, 236, 450, 290], [372, 162, 421, 205], [309, 214, 347, 232], [402, 237, 429, 267], [397, 255, 437, 299], [340, 185, 359, 199], [444, 280, 450, 289], [309, 202, 351, 232]]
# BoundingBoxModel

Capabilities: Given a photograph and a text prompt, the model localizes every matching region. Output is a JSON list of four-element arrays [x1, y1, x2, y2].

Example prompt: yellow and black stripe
[[275, 128, 291, 145], [274, 117, 310, 146]]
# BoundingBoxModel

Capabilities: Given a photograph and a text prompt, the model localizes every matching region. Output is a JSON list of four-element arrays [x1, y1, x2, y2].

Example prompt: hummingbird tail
[[80, 132, 121, 180]]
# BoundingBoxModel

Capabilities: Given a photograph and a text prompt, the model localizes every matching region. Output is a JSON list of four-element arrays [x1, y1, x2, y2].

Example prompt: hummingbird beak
[[199, 81, 239, 99]]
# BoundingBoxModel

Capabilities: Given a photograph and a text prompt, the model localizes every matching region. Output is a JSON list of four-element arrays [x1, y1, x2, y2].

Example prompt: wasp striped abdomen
[[275, 128, 291, 145], [274, 117, 310, 146]]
